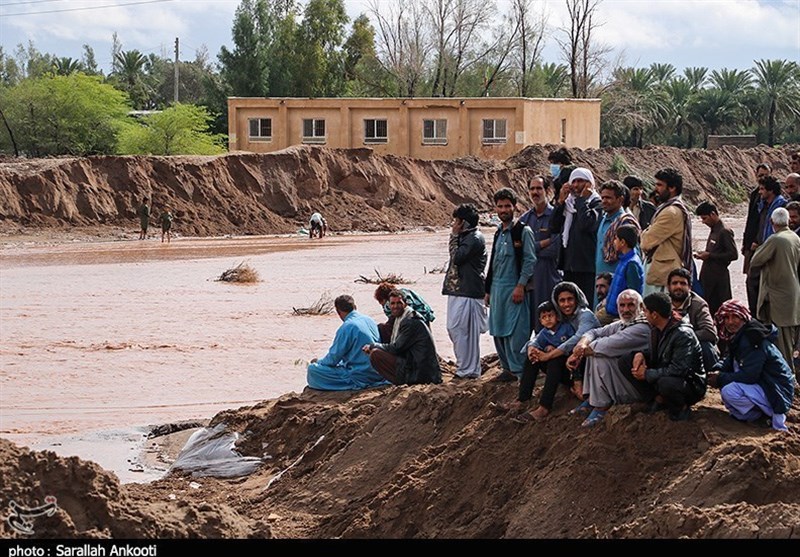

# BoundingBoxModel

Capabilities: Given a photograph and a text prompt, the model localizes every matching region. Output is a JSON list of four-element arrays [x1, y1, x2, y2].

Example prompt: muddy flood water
[[0, 217, 748, 482]]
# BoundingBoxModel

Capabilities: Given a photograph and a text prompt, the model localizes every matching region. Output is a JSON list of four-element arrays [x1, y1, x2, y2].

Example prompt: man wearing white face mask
[[550, 167, 602, 304]]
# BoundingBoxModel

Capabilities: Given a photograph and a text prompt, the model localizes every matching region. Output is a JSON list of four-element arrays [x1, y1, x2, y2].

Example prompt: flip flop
[[581, 408, 607, 428], [569, 400, 592, 416], [511, 411, 536, 424]]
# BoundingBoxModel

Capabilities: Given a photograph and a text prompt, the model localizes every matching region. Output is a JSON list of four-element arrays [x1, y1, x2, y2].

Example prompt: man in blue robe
[[307, 295, 388, 391]]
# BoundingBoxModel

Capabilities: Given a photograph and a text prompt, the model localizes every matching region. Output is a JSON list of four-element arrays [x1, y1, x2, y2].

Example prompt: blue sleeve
[[625, 261, 644, 293], [317, 324, 351, 367], [518, 226, 537, 286], [538, 232, 561, 260]]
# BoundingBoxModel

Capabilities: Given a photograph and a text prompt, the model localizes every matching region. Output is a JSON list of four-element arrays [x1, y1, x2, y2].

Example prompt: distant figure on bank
[[307, 295, 388, 391], [442, 203, 488, 379], [373, 282, 435, 343], [161, 207, 173, 243], [708, 299, 795, 431], [694, 202, 738, 316], [137, 197, 150, 240], [309, 211, 327, 239], [363, 290, 442, 385], [622, 292, 706, 422]]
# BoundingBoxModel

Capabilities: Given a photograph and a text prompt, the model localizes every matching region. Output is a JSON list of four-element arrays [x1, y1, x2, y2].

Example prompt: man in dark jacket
[[364, 290, 442, 385], [708, 299, 794, 431], [550, 167, 601, 303], [623, 292, 706, 421], [694, 202, 738, 315], [624, 176, 656, 230], [442, 203, 488, 379]]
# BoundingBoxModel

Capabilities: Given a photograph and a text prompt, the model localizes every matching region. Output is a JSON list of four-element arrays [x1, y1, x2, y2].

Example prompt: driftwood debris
[[216, 262, 260, 283], [293, 293, 334, 316], [354, 269, 415, 285]]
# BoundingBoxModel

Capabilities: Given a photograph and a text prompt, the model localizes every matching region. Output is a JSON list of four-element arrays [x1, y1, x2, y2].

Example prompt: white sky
[[0, 0, 798, 75]]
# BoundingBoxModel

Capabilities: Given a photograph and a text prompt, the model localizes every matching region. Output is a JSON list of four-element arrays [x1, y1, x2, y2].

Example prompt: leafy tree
[[662, 77, 697, 147], [81, 45, 100, 76], [218, 0, 271, 97], [267, 5, 299, 95], [117, 103, 225, 155], [688, 88, 741, 147], [0, 47, 21, 86], [750, 58, 800, 146], [13, 41, 55, 79], [53, 57, 82, 76], [294, 0, 349, 96], [0, 74, 131, 156]]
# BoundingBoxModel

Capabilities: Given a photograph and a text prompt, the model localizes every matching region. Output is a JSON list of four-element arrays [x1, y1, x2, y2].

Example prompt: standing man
[[596, 180, 640, 287], [442, 203, 488, 380], [787, 201, 800, 236], [640, 168, 692, 295], [519, 175, 562, 332], [742, 164, 772, 306], [307, 295, 388, 391], [551, 168, 601, 303], [363, 290, 442, 386], [137, 197, 150, 240], [694, 202, 738, 315], [624, 176, 656, 229], [783, 173, 800, 202], [747, 175, 787, 316], [749, 208, 800, 377], [485, 188, 537, 382]]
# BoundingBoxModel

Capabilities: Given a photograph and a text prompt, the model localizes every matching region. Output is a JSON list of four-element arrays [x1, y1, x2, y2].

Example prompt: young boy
[[600, 225, 644, 324], [491, 301, 575, 414], [161, 207, 173, 243]]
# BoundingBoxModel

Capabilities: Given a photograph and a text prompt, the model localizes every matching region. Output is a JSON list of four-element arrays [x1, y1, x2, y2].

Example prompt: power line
[[1, 0, 176, 17], [1, 0, 66, 6]]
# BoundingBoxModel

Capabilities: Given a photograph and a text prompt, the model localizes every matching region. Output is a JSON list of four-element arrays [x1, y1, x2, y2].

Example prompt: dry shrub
[[217, 262, 260, 283], [354, 268, 415, 285], [425, 262, 447, 274], [293, 293, 334, 316]]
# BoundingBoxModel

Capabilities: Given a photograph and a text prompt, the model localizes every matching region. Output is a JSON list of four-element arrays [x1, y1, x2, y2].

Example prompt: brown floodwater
[[0, 215, 748, 481]]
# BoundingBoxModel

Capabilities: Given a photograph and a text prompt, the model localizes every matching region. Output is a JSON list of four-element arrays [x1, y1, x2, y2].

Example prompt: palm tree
[[112, 50, 149, 109], [710, 68, 752, 95], [688, 89, 740, 147], [663, 77, 697, 147], [534, 62, 569, 97], [683, 66, 708, 92], [53, 57, 82, 76], [649, 62, 675, 84], [750, 58, 800, 146]]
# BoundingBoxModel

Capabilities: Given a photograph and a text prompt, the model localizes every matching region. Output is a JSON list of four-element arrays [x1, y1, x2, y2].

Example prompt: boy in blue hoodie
[[598, 225, 644, 325]]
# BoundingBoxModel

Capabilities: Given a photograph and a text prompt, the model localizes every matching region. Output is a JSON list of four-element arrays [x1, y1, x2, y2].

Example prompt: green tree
[[0, 74, 131, 156], [218, 0, 271, 97], [81, 45, 100, 76], [662, 77, 698, 147], [53, 57, 82, 76], [267, 6, 299, 95], [0, 47, 21, 86], [682, 66, 708, 91], [649, 62, 676, 84], [750, 58, 800, 146], [295, 0, 349, 96], [117, 103, 225, 155], [111, 49, 152, 109], [688, 88, 741, 147], [710, 68, 752, 95]]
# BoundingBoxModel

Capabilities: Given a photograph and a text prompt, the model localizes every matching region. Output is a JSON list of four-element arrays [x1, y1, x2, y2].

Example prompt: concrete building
[[227, 97, 600, 160]]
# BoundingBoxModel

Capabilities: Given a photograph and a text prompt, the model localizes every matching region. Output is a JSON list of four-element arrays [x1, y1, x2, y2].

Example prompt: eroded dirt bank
[[2, 377, 799, 539], [0, 144, 797, 238]]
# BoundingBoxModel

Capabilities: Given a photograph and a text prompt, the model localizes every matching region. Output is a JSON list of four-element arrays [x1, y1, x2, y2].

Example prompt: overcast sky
[[1, 0, 798, 77]]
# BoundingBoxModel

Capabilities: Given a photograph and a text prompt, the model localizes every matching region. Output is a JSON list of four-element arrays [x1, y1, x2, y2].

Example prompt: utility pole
[[174, 37, 179, 104]]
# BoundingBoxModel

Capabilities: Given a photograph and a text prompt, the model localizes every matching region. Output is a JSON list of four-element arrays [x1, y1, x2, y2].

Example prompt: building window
[[561, 118, 567, 143], [482, 119, 506, 144], [248, 118, 272, 141], [422, 119, 447, 145], [302, 119, 326, 144], [364, 119, 388, 144]]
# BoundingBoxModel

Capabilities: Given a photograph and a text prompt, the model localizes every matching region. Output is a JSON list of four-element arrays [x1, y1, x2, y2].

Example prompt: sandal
[[511, 411, 535, 424], [581, 408, 607, 428], [569, 399, 592, 416], [489, 401, 520, 413]]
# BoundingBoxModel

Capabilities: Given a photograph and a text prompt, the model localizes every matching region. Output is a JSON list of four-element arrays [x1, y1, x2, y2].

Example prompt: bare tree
[[369, 0, 430, 96], [510, 0, 548, 97], [557, 0, 609, 98]]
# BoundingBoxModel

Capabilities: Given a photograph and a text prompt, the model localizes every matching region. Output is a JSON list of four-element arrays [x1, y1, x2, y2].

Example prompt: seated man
[[567, 289, 651, 427], [622, 292, 707, 421], [307, 295, 388, 391], [363, 290, 442, 385], [709, 300, 795, 431], [373, 282, 435, 343], [667, 267, 720, 372]]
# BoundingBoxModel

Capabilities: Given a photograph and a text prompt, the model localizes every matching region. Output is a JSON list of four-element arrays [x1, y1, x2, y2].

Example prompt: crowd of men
[[306, 149, 800, 431]]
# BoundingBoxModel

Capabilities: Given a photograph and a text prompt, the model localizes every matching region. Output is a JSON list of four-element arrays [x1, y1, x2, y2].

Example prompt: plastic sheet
[[170, 422, 262, 478]]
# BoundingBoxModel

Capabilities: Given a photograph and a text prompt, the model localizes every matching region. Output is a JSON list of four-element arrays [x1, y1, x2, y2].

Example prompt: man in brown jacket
[[640, 168, 692, 295], [750, 207, 800, 377]]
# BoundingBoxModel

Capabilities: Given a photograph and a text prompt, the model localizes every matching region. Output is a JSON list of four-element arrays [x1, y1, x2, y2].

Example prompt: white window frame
[[482, 119, 507, 144], [364, 119, 388, 144], [422, 119, 447, 145], [248, 118, 272, 141], [302, 118, 327, 144]]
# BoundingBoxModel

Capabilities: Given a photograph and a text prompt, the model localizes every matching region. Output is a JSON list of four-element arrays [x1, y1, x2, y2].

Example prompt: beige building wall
[[228, 97, 600, 160]]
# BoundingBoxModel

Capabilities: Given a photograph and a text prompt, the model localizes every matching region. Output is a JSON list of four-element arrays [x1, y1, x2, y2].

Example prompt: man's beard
[[620, 313, 635, 324], [670, 290, 688, 303]]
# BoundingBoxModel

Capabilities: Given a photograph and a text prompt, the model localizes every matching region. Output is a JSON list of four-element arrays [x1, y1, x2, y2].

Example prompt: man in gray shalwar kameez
[[566, 289, 651, 427]]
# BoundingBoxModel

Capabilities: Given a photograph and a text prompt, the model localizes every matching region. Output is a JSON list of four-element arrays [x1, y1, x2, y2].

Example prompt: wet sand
[[0, 216, 748, 483]]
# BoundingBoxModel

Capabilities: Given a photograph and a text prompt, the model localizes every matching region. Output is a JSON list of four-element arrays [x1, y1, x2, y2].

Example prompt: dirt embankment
[[0, 144, 796, 237], [2, 370, 799, 539]]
